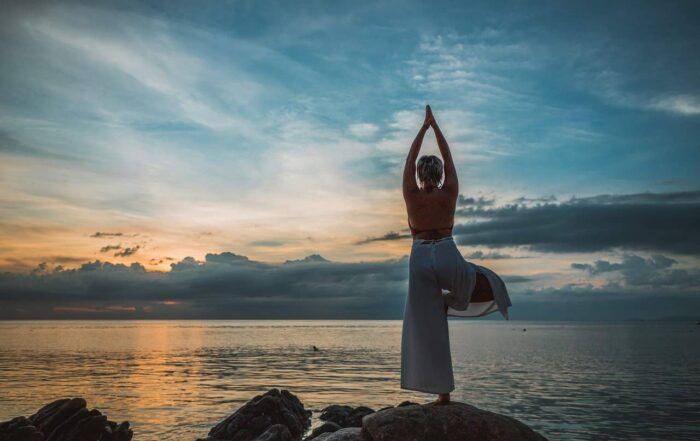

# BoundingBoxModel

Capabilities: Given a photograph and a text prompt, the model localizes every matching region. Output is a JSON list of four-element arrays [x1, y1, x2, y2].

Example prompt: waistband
[[412, 236, 454, 245]]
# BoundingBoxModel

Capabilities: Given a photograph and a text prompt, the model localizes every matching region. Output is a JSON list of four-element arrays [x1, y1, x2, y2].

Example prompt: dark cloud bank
[[454, 190, 700, 255], [0, 253, 410, 320], [1, 249, 696, 320], [1, 191, 699, 320]]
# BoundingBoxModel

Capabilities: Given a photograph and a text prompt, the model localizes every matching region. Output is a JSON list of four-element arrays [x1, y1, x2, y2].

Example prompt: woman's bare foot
[[436, 393, 450, 405]]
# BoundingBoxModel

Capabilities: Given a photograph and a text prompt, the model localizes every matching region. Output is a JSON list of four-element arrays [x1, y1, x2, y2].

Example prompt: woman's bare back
[[404, 187, 457, 240]]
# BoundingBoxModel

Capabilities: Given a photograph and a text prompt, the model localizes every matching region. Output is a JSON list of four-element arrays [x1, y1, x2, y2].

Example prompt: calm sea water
[[0, 320, 698, 440]]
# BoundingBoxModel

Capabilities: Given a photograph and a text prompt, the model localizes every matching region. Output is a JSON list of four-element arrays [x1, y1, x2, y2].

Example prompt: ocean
[[0, 320, 698, 440]]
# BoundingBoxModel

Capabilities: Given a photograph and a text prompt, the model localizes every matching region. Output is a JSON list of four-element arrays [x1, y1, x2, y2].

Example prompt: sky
[[1, 0, 699, 319]]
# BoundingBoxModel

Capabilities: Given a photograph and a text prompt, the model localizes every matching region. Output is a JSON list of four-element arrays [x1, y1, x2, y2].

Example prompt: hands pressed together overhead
[[423, 104, 436, 128]]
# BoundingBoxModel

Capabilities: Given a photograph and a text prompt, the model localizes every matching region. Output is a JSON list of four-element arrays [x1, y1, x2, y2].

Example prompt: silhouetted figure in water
[[312, 345, 320, 352], [400, 105, 510, 406]]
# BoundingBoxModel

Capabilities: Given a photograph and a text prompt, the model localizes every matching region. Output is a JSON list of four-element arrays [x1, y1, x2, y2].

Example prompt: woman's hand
[[423, 104, 434, 128], [427, 105, 440, 129]]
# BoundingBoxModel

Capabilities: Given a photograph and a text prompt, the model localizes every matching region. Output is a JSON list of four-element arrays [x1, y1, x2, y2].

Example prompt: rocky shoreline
[[0, 398, 132, 441], [1, 389, 548, 441]]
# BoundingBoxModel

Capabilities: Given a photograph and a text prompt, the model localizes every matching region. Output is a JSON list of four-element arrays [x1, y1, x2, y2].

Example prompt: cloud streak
[[113, 245, 140, 257], [356, 231, 412, 245], [91, 232, 124, 238]]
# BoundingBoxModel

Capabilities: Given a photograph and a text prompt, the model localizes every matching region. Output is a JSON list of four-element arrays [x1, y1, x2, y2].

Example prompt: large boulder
[[319, 406, 374, 428], [361, 402, 548, 441], [0, 398, 132, 441], [203, 389, 311, 441]]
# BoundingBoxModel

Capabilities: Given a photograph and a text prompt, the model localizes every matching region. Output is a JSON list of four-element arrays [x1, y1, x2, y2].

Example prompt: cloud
[[1, 249, 698, 320], [348, 123, 379, 137], [409, 33, 521, 97], [100, 244, 121, 253], [249, 240, 287, 247], [0, 252, 409, 319], [149, 257, 174, 265], [571, 254, 676, 275], [284, 254, 330, 264], [511, 196, 557, 205], [204, 252, 249, 264], [458, 195, 495, 209], [571, 254, 699, 290], [356, 231, 412, 245], [501, 275, 535, 284], [465, 250, 513, 260], [0, 131, 77, 162], [91, 232, 124, 238], [455, 195, 500, 217], [38, 256, 88, 265], [114, 245, 140, 257], [648, 94, 700, 116], [0, 2, 381, 248], [454, 191, 700, 255]]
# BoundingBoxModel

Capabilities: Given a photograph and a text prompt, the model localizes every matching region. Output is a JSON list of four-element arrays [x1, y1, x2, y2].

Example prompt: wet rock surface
[[362, 402, 548, 441], [304, 421, 341, 440], [252, 424, 293, 441], [0, 417, 44, 441], [202, 389, 311, 441], [312, 428, 363, 441], [0, 398, 132, 441], [318, 406, 374, 428]]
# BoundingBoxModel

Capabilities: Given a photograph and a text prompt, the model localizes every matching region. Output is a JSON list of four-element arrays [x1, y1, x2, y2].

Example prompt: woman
[[401, 105, 511, 404]]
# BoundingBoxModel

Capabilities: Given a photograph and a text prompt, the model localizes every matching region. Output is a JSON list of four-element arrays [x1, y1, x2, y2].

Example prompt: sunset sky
[[1, 0, 699, 319]]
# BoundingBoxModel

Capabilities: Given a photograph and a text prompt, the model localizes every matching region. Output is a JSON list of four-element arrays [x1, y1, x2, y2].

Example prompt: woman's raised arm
[[402, 106, 432, 197], [429, 107, 458, 194]]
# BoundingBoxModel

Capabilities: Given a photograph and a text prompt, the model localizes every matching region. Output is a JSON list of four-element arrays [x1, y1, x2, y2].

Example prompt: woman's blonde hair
[[417, 155, 443, 188]]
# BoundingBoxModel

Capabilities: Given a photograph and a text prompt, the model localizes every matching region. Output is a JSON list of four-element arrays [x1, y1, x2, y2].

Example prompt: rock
[[319, 406, 374, 428], [3, 392, 547, 441], [313, 428, 363, 441], [397, 401, 418, 407], [304, 421, 341, 440], [362, 402, 548, 441], [204, 389, 310, 441], [0, 416, 44, 441], [318, 406, 351, 427], [29, 398, 86, 437], [253, 425, 293, 441], [0, 399, 132, 441]]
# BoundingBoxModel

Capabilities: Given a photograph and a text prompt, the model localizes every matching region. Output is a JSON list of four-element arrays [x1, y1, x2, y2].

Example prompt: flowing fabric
[[400, 236, 511, 394]]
